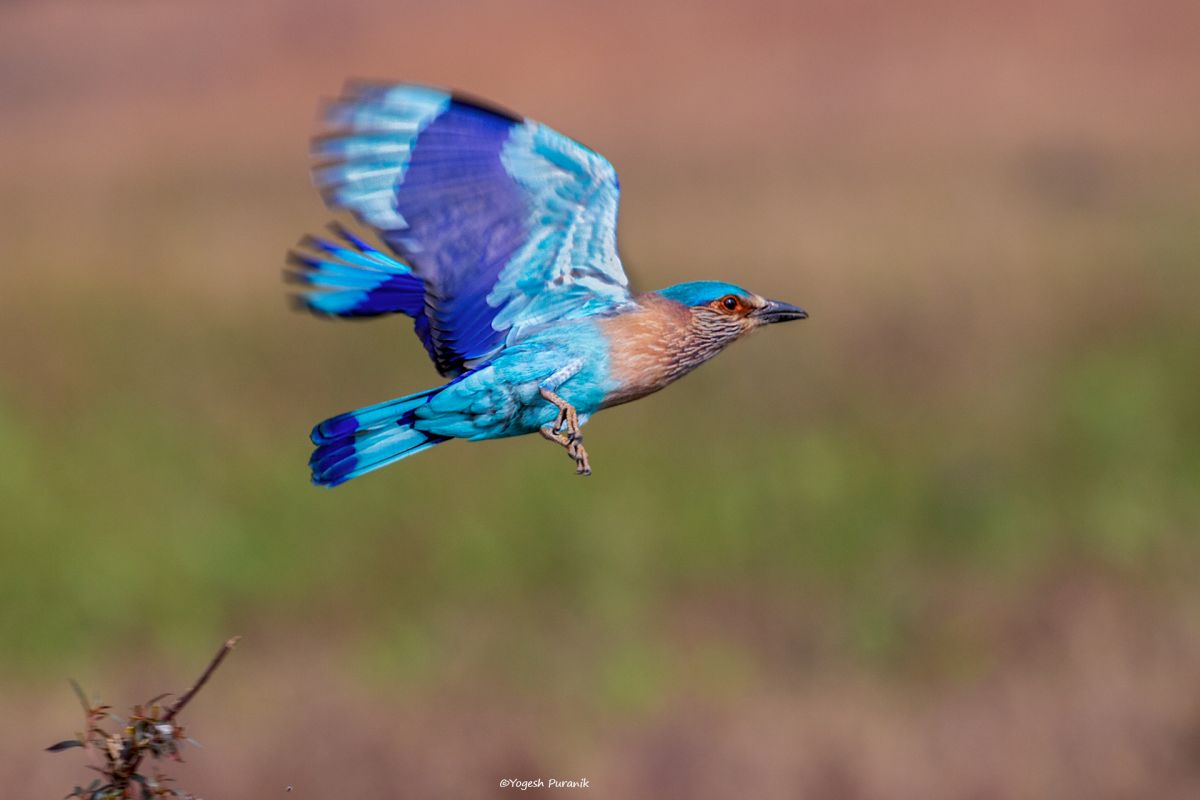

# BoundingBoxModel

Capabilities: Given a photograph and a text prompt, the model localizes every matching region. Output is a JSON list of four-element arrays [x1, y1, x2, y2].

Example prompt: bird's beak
[[753, 298, 809, 324]]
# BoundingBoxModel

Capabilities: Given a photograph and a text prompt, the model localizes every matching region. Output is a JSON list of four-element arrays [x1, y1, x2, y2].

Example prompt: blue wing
[[286, 224, 438, 364], [312, 81, 632, 376]]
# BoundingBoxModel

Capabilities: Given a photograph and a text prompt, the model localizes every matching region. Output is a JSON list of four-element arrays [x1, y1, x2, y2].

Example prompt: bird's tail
[[309, 387, 450, 487], [287, 223, 424, 318]]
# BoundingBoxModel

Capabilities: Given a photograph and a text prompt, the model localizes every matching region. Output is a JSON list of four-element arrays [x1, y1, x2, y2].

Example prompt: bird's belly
[[469, 376, 607, 439], [414, 340, 612, 440]]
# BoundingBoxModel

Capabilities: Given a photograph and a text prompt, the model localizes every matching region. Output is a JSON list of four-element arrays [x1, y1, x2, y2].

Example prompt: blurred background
[[3, 1, 1199, 797]]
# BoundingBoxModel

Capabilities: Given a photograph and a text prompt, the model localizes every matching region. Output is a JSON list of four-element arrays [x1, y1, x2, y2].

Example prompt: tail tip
[[309, 443, 359, 487], [311, 414, 361, 445], [312, 466, 354, 488]]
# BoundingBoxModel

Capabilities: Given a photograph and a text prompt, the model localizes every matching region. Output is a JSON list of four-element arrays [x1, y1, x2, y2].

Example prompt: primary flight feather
[[289, 82, 807, 486]]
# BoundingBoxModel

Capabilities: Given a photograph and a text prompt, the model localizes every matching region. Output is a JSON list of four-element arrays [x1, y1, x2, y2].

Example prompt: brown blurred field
[[3, 1, 1200, 797]]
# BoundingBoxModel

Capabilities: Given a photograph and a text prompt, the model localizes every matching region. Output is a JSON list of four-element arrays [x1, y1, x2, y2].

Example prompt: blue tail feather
[[309, 386, 450, 487], [310, 387, 442, 445]]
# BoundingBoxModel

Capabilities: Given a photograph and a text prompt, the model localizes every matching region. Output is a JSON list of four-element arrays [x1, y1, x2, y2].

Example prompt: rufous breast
[[599, 295, 695, 408]]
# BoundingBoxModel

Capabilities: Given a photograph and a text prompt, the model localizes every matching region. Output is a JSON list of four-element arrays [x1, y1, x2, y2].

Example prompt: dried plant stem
[[165, 636, 241, 722], [102, 636, 241, 794]]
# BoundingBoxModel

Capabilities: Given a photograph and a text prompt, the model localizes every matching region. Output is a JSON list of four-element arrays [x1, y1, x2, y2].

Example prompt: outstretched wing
[[313, 82, 632, 377]]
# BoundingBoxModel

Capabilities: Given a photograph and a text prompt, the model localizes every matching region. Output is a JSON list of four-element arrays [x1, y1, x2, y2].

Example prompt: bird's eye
[[721, 295, 740, 312]]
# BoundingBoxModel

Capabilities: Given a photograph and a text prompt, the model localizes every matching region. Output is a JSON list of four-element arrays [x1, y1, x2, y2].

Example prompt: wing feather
[[311, 82, 631, 376]]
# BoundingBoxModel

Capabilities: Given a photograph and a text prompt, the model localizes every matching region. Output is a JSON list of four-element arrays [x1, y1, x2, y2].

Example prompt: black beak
[[753, 298, 808, 324]]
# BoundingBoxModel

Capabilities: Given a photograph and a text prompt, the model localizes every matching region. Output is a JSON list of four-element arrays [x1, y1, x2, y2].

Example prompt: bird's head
[[656, 281, 808, 345]]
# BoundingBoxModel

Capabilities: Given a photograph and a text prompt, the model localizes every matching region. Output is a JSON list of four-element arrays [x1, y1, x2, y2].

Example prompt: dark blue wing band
[[385, 102, 528, 374]]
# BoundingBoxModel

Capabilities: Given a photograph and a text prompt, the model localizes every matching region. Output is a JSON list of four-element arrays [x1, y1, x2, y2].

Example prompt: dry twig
[[48, 636, 241, 800]]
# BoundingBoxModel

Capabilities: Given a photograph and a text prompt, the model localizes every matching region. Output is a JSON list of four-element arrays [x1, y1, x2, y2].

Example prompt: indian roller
[[288, 82, 808, 486]]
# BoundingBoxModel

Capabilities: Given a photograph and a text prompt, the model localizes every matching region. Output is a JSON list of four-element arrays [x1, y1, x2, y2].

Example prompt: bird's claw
[[552, 405, 579, 438], [567, 436, 591, 476], [539, 424, 592, 475], [539, 386, 592, 476]]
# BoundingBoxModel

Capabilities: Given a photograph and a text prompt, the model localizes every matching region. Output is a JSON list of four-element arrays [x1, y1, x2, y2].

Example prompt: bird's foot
[[539, 425, 592, 477], [553, 404, 579, 439], [539, 388, 579, 436], [539, 425, 570, 448], [539, 388, 590, 476], [567, 436, 592, 476]]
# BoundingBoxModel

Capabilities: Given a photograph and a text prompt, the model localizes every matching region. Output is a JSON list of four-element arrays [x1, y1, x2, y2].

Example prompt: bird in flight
[[289, 82, 807, 486]]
